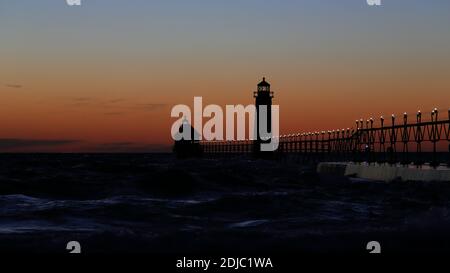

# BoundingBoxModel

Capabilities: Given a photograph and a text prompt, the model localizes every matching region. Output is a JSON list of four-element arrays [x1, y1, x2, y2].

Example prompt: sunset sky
[[1, 0, 450, 152]]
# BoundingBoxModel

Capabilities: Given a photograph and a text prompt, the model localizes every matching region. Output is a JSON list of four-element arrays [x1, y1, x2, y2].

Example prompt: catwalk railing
[[200, 108, 450, 166]]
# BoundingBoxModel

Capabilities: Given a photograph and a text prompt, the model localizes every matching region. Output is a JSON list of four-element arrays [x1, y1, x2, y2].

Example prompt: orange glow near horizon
[[1, 70, 449, 152]]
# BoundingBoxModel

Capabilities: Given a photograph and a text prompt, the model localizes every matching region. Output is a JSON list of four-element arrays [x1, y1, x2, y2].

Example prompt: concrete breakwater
[[317, 162, 450, 182]]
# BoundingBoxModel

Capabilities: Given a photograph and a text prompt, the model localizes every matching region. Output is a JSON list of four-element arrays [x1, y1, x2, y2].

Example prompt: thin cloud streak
[[4, 84, 23, 89], [65, 98, 166, 112], [0, 139, 80, 149], [132, 103, 167, 111]]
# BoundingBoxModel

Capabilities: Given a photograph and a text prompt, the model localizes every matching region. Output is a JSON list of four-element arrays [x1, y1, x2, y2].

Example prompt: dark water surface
[[0, 154, 450, 254]]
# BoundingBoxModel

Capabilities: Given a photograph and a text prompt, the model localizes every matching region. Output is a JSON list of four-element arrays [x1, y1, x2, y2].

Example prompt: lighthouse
[[254, 77, 274, 153]]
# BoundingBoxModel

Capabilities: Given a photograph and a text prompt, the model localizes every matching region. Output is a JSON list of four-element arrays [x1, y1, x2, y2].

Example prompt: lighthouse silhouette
[[253, 77, 274, 154]]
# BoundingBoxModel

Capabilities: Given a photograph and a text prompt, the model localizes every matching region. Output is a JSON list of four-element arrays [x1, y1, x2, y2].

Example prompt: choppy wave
[[1, 154, 450, 253]]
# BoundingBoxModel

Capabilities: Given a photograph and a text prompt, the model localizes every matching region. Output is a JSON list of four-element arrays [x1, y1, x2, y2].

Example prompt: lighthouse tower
[[254, 77, 274, 153]]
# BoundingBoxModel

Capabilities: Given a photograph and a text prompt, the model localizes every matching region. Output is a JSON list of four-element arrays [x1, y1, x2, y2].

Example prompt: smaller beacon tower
[[173, 118, 202, 158]]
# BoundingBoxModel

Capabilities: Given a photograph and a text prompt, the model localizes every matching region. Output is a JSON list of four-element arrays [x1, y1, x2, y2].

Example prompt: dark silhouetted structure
[[201, 106, 450, 167], [253, 77, 274, 155], [173, 118, 202, 158]]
